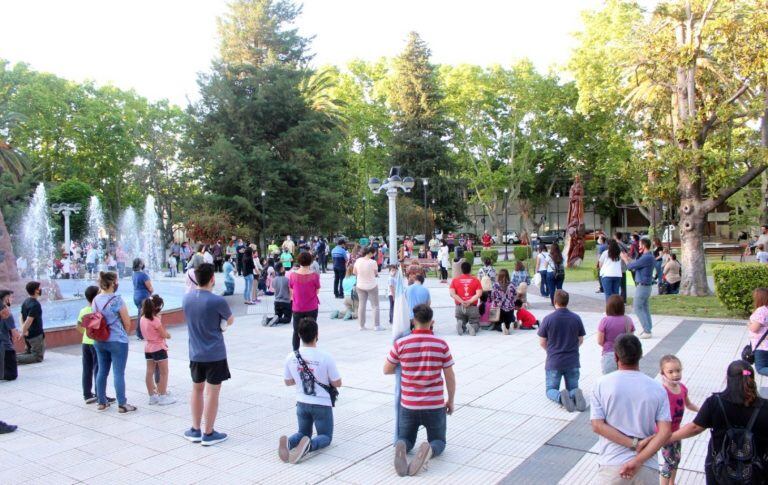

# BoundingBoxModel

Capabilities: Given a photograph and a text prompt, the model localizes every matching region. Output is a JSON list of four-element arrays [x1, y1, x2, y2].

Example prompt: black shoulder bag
[[294, 351, 339, 407], [742, 328, 768, 365]]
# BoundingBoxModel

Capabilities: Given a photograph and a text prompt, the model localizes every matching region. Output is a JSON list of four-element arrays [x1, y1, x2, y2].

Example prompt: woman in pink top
[[289, 252, 321, 351], [353, 247, 381, 331], [748, 287, 768, 376], [595, 295, 635, 374], [139, 295, 176, 406]]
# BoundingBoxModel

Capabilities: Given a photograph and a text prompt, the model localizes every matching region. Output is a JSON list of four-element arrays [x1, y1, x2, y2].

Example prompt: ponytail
[[743, 374, 758, 407], [141, 294, 164, 320]]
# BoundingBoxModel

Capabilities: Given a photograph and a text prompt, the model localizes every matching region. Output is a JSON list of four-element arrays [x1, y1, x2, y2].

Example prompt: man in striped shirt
[[384, 304, 456, 477]]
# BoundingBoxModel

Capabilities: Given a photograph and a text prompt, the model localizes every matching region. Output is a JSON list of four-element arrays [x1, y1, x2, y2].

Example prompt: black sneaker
[[0, 421, 17, 434]]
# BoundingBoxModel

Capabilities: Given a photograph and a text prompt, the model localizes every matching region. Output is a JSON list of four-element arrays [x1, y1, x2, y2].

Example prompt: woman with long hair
[[490, 269, 517, 334], [599, 240, 623, 300], [547, 244, 565, 306], [660, 360, 768, 484], [353, 247, 381, 331], [242, 247, 256, 305], [289, 251, 321, 350]]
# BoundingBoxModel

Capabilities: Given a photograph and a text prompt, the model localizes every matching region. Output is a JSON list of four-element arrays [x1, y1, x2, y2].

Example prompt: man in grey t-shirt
[[267, 267, 292, 326], [590, 334, 671, 484]]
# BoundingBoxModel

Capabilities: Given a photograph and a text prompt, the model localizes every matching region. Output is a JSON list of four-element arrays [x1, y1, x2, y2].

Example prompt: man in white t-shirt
[[590, 334, 671, 484], [280, 318, 342, 464]]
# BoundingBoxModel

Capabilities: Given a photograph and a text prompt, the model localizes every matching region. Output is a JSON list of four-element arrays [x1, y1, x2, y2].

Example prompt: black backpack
[[554, 261, 566, 279], [713, 396, 765, 484]]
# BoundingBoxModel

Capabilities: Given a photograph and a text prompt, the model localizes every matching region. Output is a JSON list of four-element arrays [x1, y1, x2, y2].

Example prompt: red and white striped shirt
[[387, 329, 454, 410]]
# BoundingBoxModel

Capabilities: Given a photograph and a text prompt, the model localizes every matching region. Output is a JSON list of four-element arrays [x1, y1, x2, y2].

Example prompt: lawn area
[[493, 248, 598, 283], [627, 294, 743, 319]]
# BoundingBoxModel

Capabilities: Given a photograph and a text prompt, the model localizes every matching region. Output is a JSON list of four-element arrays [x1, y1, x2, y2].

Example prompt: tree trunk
[[678, 199, 710, 295]]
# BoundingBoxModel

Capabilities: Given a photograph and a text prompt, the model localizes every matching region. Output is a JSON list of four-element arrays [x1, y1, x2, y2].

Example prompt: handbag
[[742, 327, 768, 364], [82, 295, 118, 342], [489, 306, 501, 323], [294, 350, 339, 407], [532, 272, 542, 288]]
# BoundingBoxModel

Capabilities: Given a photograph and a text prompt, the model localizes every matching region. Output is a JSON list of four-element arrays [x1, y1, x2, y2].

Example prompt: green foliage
[[479, 249, 498, 264], [714, 263, 768, 316], [584, 240, 596, 251], [513, 246, 531, 262], [48, 179, 94, 240]]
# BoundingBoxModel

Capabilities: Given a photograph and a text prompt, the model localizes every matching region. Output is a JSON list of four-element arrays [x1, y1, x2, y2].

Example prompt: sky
[[1, 0, 615, 107]]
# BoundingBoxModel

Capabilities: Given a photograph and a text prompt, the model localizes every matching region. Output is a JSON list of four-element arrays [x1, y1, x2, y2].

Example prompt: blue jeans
[[602, 277, 621, 300], [547, 272, 564, 305], [243, 274, 254, 301], [223, 281, 234, 296], [133, 297, 146, 339], [94, 340, 129, 406], [634, 284, 653, 333], [545, 368, 580, 403], [398, 406, 447, 456], [755, 350, 768, 377], [538, 270, 549, 296], [654, 260, 663, 283], [290, 402, 333, 451]]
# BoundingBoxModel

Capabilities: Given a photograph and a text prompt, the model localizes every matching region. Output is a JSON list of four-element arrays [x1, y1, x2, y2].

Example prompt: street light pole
[[52, 203, 82, 255], [368, 167, 415, 265], [422, 179, 428, 242], [592, 197, 596, 232], [362, 195, 367, 236], [504, 188, 509, 261], [555, 192, 561, 231], [260, 190, 266, 256]]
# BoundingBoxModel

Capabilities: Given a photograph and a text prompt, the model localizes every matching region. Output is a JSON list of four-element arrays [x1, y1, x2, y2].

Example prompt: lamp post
[[52, 203, 82, 256], [368, 166, 415, 264], [555, 192, 561, 231], [592, 197, 597, 232], [422, 179, 429, 242], [362, 195, 367, 236], [260, 190, 266, 256], [503, 188, 509, 261]]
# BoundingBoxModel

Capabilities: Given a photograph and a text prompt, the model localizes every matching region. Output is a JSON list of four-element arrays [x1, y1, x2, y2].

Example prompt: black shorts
[[190, 359, 231, 385], [144, 349, 168, 361]]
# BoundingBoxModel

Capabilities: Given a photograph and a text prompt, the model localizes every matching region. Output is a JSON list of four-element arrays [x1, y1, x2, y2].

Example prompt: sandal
[[118, 404, 137, 414], [97, 403, 110, 411]]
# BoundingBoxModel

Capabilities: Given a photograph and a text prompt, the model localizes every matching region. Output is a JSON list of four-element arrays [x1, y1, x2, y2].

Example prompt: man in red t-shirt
[[448, 261, 483, 336], [481, 231, 492, 248]]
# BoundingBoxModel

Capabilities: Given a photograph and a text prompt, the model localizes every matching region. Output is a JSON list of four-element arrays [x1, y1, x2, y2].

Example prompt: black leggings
[[292, 309, 319, 351], [439, 264, 448, 280], [500, 309, 515, 329]]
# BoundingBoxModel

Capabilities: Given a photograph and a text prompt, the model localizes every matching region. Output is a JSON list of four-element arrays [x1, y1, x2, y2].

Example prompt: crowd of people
[[2, 230, 768, 484]]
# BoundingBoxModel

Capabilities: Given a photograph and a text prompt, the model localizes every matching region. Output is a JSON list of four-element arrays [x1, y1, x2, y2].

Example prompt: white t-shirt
[[354, 257, 378, 290], [203, 252, 214, 264], [184, 268, 198, 294], [599, 251, 623, 278], [590, 370, 671, 469], [61, 259, 71, 273], [536, 252, 551, 272], [284, 347, 340, 407], [438, 246, 450, 266], [757, 251, 768, 264]]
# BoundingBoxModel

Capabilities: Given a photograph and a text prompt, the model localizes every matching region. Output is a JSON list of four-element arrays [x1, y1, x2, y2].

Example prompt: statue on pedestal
[[563, 175, 586, 268]]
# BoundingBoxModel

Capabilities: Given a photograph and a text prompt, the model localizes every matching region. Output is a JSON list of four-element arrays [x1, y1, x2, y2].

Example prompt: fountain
[[20, 183, 56, 280], [141, 195, 162, 275], [85, 196, 105, 274], [118, 207, 142, 263]]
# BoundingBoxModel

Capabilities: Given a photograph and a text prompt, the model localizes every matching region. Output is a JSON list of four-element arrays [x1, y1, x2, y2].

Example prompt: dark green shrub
[[585, 240, 596, 251], [513, 246, 531, 262], [479, 249, 499, 264], [713, 263, 768, 315]]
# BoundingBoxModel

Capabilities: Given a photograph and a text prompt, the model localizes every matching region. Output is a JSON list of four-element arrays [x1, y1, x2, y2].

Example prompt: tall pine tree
[[389, 32, 463, 230], [186, 0, 345, 239]]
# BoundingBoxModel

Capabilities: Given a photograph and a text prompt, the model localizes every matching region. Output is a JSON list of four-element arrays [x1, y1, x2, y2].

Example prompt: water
[[86, 196, 105, 263], [118, 207, 142, 263], [141, 195, 162, 274], [20, 183, 55, 280]]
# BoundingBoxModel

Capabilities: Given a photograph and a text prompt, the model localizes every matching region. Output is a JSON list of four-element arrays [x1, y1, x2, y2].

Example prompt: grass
[[493, 248, 598, 283], [626, 294, 742, 319]]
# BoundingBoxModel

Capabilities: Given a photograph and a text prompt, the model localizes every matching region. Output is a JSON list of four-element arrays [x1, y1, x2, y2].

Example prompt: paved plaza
[[0, 272, 762, 484]]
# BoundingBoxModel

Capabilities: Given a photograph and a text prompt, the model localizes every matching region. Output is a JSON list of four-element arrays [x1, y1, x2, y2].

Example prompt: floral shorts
[[659, 440, 682, 478]]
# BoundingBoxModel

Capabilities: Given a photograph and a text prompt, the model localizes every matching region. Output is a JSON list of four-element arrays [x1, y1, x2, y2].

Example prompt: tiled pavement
[[0, 273, 762, 484]]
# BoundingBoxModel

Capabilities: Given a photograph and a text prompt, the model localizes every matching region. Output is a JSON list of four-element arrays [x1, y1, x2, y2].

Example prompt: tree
[[389, 32, 463, 230], [48, 179, 94, 240], [572, 0, 768, 295]]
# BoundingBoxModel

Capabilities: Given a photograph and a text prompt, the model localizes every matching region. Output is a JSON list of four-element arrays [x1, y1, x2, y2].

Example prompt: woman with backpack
[[660, 360, 768, 484], [93, 271, 137, 413], [547, 244, 566, 306]]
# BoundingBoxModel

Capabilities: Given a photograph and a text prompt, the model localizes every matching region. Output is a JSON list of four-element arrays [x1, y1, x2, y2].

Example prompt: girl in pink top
[[139, 295, 175, 406], [289, 252, 321, 350], [595, 295, 635, 374]]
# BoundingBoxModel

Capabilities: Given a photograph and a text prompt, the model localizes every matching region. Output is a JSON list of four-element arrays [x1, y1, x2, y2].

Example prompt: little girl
[[140, 295, 176, 406], [658, 354, 699, 485]]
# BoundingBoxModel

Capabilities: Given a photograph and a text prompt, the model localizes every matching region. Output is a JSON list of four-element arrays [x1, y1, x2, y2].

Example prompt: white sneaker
[[158, 394, 177, 406], [639, 332, 652, 339], [149, 394, 160, 405], [374, 326, 385, 332]]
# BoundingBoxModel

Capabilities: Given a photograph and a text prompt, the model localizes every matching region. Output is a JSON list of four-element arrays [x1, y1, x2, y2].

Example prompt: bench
[[403, 258, 440, 276], [703, 245, 746, 262]]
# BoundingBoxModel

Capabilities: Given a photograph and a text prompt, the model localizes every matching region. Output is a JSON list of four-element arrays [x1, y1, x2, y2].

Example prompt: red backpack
[[82, 295, 117, 342]]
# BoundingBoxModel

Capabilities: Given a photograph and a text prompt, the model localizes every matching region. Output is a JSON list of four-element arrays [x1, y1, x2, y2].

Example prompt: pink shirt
[[750, 306, 768, 351], [289, 271, 320, 312], [354, 257, 379, 290], [140, 316, 168, 353], [597, 315, 635, 355], [665, 383, 688, 432]]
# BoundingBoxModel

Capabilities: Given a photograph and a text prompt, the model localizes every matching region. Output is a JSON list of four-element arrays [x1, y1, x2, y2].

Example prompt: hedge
[[585, 240, 596, 251], [513, 245, 532, 262], [713, 263, 768, 315], [479, 249, 499, 264]]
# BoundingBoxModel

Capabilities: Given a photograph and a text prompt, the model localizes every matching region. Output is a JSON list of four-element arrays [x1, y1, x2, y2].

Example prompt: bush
[[513, 246, 532, 262], [713, 263, 768, 315], [479, 249, 499, 264], [585, 240, 596, 251]]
